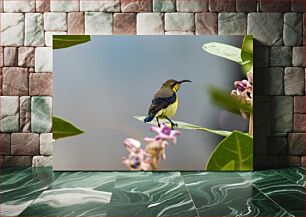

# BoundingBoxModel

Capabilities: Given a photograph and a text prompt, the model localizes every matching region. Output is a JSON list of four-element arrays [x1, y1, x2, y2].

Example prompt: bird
[[144, 79, 191, 129]]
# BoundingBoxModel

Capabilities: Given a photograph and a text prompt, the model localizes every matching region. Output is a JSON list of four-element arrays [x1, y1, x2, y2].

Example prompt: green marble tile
[[108, 172, 199, 216], [239, 170, 305, 216], [2, 168, 304, 217], [112, 172, 185, 204], [0, 167, 59, 216], [0, 167, 32, 184], [182, 172, 290, 216], [274, 167, 305, 187], [107, 198, 198, 216], [115, 171, 184, 184], [111, 180, 187, 204], [49, 171, 117, 191], [19, 172, 117, 216], [20, 188, 111, 216]]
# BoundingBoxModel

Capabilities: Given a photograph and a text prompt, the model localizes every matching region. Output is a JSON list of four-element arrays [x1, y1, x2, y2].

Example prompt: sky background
[[53, 36, 248, 171]]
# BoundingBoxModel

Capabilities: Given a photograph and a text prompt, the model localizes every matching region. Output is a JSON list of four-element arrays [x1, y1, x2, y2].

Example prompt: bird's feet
[[165, 117, 178, 129], [156, 118, 161, 128], [171, 122, 178, 130]]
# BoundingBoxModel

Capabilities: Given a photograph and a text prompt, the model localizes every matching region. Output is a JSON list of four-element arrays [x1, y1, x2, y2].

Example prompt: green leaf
[[52, 116, 84, 140], [208, 86, 252, 115], [241, 35, 253, 62], [221, 160, 235, 170], [240, 35, 253, 73], [202, 42, 242, 64], [241, 61, 253, 74], [206, 131, 253, 171], [134, 116, 231, 137], [53, 35, 91, 49]]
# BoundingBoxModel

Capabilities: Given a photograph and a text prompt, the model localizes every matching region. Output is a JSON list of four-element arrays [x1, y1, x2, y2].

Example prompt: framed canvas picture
[[53, 35, 253, 171]]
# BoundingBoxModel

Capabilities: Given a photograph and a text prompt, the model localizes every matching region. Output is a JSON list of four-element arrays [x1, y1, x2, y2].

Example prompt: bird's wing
[[148, 88, 176, 116]]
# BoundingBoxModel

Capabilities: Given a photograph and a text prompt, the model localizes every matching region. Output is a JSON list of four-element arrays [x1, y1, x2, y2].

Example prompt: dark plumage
[[148, 88, 176, 118], [144, 79, 191, 128]]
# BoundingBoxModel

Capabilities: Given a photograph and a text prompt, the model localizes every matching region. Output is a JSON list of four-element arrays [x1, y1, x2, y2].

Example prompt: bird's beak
[[178, 80, 192, 84]]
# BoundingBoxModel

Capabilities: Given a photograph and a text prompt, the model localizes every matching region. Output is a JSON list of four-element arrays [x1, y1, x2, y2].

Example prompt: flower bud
[[235, 80, 248, 92]]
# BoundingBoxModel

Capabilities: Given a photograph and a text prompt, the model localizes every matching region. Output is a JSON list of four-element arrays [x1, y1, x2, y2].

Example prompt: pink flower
[[122, 138, 152, 170], [122, 154, 152, 171], [235, 80, 248, 92], [231, 72, 253, 103], [150, 124, 181, 144], [231, 71, 253, 119], [122, 125, 182, 170], [124, 138, 145, 154]]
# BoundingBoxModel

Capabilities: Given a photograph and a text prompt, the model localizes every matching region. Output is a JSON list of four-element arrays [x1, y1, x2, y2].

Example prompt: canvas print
[[53, 35, 253, 171]]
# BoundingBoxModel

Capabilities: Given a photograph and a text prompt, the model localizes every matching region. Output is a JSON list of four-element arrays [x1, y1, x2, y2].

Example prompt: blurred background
[[53, 36, 247, 170]]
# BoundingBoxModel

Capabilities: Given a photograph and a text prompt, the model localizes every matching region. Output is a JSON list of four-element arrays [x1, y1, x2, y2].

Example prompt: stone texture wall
[[0, 0, 305, 169]]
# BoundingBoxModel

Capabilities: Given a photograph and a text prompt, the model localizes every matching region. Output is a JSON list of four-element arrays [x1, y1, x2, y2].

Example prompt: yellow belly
[[156, 97, 178, 119]]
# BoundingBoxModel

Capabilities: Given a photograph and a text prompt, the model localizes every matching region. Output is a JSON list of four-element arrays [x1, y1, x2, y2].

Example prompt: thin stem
[[249, 112, 253, 135], [152, 157, 158, 170]]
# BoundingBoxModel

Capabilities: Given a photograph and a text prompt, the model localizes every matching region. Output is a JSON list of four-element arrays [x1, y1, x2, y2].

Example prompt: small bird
[[144, 79, 191, 129]]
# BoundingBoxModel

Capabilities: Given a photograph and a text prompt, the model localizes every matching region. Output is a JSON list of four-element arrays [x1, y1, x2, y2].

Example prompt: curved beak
[[178, 80, 192, 84]]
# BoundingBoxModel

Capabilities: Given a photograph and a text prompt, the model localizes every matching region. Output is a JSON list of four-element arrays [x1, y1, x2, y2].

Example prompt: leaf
[[53, 35, 91, 49], [221, 160, 235, 170], [241, 35, 253, 62], [202, 42, 242, 64], [53, 116, 84, 140], [208, 86, 252, 115], [241, 61, 253, 74], [240, 35, 253, 73], [206, 131, 253, 171], [134, 116, 231, 137]]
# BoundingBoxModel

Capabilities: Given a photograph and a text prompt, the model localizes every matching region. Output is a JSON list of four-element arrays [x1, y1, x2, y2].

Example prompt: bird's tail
[[144, 115, 154, 123]]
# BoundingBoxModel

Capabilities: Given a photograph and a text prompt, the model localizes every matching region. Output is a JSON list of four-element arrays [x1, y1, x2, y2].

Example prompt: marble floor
[[0, 167, 305, 216]]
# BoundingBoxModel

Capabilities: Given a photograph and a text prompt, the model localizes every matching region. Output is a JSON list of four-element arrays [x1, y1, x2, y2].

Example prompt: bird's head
[[161, 79, 191, 92]]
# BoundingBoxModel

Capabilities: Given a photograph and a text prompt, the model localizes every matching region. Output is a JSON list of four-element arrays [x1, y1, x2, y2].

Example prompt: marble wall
[[0, 0, 305, 169]]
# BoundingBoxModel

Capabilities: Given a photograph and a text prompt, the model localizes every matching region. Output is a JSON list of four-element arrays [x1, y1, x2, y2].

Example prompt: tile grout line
[[236, 172, 295, 217], [273, 168, 305, 188], [104, 171, 119, 216], [107, 171, 119, 204], [107, 172, 200, 216], [179, 172, 200, 217], [17, 169, 65, 216]]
